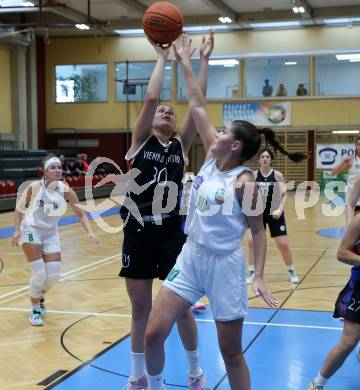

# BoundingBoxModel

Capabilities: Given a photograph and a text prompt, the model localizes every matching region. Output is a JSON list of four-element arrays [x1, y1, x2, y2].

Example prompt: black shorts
[[333, 279, 360, 324], [263, 211, 287, 238], [119, 216, 186, 280]]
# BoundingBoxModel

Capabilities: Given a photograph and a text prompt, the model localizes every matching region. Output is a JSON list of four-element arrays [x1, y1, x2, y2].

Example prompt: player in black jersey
[[120, 34, 214, 390], [246, 148, 305, 284]]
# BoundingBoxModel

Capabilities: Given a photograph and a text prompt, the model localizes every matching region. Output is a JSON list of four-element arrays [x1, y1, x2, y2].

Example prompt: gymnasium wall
[[45, 25, 360, 131], [0, 45, 12, 133], [44, 26, 360, 176]]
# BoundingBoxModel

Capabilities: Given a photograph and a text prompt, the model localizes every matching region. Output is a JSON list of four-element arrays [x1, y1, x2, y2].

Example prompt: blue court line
[[317, 227, 345, 240], [0, 207, 120, 240], [46, 307, 359, 390]]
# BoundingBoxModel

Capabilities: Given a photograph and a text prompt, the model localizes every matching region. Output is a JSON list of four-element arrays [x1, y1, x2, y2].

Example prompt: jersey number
[[152, 167, 168, 185]]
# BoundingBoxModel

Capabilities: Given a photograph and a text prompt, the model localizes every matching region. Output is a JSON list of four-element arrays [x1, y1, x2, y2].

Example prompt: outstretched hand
[[11, 230, 20, 247], [252, 277, 278, 308], [88, 232, 99, 244], [147, 37, 171, 59], [173, 34, 196, 64], [200, 31, 214, 60]]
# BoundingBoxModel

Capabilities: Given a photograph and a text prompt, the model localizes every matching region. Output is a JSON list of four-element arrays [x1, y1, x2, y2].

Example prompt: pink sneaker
[[127, 374, 148, 390], [191, 301, 206, 312], [188, 374, 206, 390]]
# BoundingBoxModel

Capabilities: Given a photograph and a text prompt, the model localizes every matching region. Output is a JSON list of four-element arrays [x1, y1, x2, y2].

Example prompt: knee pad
[[45, 261, 61, 290], [29, 259, 47, 299]]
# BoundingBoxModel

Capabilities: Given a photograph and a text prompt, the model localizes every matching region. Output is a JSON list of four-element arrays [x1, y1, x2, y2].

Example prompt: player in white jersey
[[332, 136, 360, 219], [141, 35, 308, 390], [11, 156, 99, 326]]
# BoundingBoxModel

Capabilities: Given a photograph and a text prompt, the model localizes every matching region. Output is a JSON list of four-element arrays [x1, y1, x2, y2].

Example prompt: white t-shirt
[[346, 156, 360, 205], [185, 157, 250, 254], [23, 179, 66, 230]]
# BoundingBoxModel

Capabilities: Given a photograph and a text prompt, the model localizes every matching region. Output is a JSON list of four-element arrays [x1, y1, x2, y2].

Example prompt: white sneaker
[[29, 310, 44, 326], [356, 343, 360, 361], [307, 380, 324, 390], [39, 298, 47, 317], [246, 269, 255, 284], [288, 269, 299, 283]]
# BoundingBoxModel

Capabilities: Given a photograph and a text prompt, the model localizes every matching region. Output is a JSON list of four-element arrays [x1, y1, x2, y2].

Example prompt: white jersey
[[346, 156, 360, 205], [23, 179, 66, 230], [185, 157, 250, 254]]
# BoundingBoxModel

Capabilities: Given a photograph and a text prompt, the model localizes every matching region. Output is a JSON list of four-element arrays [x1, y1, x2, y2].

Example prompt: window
[[115, 62, 171, 101], [177, 59, 240, 100], [316, 55, 360, 96], [245, 57, 309, 98], [55, 64, 107, 103]]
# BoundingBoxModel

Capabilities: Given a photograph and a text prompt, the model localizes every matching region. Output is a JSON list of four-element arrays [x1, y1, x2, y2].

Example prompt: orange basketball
[[142, 2, 183, 45]]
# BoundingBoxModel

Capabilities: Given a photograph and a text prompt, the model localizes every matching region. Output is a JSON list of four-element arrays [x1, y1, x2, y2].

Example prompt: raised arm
[[331, 156, 352, 176], [174, 34, 216, 155], [178, 32, 214, 155], [127, 41, 171, 157]]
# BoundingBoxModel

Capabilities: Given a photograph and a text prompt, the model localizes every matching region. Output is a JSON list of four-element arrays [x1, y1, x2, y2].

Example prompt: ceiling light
[[299, 6, 305, 13], [332, 130, 359, 134], [113, 28, 144, 36], [336, 54, 360, 61], [324, 17, 360, 25], [285, 61, 297, 65], [250, 21, 301, 29], [350, 59, 360, 62], [75, 24, 90, 30], [219, 16, 232, 23], [183, 25, 229, 32], [292, 7, 299, 13], [209, 59, 239, 66], [165, 66, 171, 69]]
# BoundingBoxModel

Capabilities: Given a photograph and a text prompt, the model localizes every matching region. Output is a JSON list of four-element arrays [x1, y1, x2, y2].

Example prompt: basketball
[[142, 2, 183, 45]]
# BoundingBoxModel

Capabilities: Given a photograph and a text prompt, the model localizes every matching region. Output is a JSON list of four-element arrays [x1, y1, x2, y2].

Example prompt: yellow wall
[[45, 26, 360, 131], [0, 45, 12, 133]]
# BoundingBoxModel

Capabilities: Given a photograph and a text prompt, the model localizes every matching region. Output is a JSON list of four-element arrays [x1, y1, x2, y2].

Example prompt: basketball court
[[1, 1, 360, 389]]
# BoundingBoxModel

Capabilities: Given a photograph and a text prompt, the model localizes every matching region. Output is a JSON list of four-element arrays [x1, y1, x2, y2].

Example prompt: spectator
[[80, 153, 90, 170], [59, 154, 72, 177], [296, 83, 308, 96], [262, 79, 273, 97], [72, 154, 87, 176], [276, 83, 287, 97]]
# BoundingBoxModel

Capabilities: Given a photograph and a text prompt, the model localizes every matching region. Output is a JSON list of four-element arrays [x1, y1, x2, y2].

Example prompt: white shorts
[[20, 222, 60, 254], [163, 238, 247, 321]]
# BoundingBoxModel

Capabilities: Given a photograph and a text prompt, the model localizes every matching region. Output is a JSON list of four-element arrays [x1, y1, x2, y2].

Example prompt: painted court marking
[[0, 307, 344, 331], [0, 253, 121, 304]]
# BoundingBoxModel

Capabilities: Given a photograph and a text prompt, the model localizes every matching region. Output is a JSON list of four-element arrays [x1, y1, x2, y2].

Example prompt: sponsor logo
[[166, 268, 180, 282], [214, 188, 226, 204], [122, 254, 131, 268], [193, 176, 204, 190]]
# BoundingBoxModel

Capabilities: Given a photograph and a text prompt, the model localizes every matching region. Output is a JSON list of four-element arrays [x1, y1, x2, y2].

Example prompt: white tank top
[[185, 157, 251, 254], [346, 155, 360, 205], [24, 179, 66, 230]]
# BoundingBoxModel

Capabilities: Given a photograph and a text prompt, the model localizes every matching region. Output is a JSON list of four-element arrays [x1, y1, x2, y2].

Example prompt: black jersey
[[255, 169, 282, 212], [124, 135, 185, 216]]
